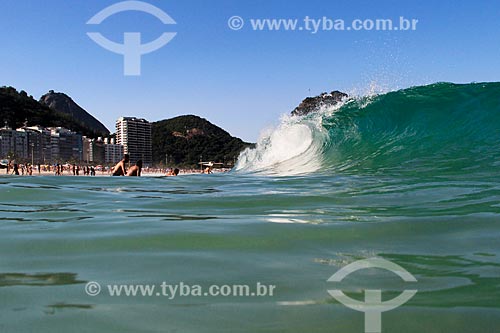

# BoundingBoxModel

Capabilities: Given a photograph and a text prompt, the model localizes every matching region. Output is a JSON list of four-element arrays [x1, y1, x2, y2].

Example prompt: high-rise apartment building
[[116, 117, 152, 166]]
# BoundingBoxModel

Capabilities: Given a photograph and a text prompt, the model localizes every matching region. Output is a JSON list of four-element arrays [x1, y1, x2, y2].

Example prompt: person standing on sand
[[126, 160, 142, 176], [12, 163, 19, 175], [111, 154, 129, 176]]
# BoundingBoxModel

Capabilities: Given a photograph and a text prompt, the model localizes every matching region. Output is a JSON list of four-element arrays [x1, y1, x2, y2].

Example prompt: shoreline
[[1, 168, 231, 177]]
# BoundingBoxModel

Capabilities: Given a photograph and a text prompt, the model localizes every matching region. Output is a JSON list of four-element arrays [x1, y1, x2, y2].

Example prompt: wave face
[[235, 82, 500, 177]]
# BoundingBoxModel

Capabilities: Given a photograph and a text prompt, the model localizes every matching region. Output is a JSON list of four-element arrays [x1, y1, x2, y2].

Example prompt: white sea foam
[[234, 114, 325, 176], [234, 101, 347, 176]]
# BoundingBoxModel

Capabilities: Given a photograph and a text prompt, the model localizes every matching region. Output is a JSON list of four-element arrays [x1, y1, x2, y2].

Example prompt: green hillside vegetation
[[152, 115, 252, 167], [0, 86, 102, 138]]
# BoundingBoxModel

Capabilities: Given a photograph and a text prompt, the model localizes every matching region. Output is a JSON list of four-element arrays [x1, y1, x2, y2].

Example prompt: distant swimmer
[[111, 154, 129, 176], [126, 160, 142, 176]]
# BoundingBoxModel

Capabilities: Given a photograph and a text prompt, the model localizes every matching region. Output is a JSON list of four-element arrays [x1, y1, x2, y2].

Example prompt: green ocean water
[[1, 83, 500, 332]]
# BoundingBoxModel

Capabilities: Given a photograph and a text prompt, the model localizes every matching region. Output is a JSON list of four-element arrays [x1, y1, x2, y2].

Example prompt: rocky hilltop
[[40, 90, 110, 136], [291, 90, 348, 116]]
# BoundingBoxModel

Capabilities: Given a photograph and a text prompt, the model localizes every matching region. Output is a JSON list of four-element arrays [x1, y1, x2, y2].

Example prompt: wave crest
[[236, 82, 500, 176]]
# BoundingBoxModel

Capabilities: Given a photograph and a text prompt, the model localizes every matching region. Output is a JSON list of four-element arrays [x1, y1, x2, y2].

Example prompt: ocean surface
[[1, 82, 500, 332]]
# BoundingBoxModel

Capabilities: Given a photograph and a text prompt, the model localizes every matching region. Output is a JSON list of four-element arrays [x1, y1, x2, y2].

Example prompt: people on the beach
[[111, 154, 129, 176], [2, 160, 222, 177], [166, 168, 179, 176], [12, 163, 19, 175], [126, 160, 142, 176]]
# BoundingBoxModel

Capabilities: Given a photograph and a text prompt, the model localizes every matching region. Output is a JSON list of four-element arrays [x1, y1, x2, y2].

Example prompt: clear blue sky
[[1, 0, 499, 141]]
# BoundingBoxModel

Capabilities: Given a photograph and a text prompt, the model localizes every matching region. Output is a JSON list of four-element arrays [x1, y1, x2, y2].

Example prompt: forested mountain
[[152, 115, 252, 167]]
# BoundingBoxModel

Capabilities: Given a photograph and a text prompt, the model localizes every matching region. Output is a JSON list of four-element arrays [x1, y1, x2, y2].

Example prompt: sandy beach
[[1, 166, 230, 177]]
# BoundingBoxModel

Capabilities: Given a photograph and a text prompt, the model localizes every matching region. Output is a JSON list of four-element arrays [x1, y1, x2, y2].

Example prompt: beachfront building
[[82, 137, 91, 163], [116, 117, 152, 166], [26, 126, 53, 163], [83, 137, 105, 164], [104, 138, 124, 165], [0, 124, 103, 164], [0, 125, 49, 164], [83, 136, 125, 165], [16, 127, 44, 163], [12, 129, 28, 160], [0, 125, 15, 160], [48, 127, 83, 162]]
